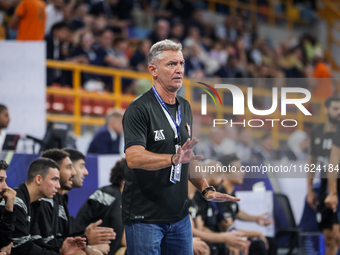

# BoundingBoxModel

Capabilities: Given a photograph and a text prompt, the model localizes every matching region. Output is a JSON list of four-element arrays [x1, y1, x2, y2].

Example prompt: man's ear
[[35, 175, 43, 186], [148, 64, 158, 78]]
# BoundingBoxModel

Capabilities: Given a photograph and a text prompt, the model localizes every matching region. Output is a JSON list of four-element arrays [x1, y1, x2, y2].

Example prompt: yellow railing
[[46, 60, 325, 147]]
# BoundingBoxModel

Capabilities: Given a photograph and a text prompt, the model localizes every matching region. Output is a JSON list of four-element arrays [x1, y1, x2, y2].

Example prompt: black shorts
[[317, 196, 339, 230]]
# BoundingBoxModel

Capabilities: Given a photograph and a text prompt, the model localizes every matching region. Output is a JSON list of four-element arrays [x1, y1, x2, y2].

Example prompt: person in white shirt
[[0, 105, 10, 152]]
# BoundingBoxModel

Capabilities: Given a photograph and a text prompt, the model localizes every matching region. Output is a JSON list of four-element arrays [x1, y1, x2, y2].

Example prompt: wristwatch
[[201, 186, 216, 198]]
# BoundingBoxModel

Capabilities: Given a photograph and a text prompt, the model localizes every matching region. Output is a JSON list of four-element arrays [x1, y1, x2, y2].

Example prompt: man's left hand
[[204, 190, 240, 202], [256, 212, 273, 226]]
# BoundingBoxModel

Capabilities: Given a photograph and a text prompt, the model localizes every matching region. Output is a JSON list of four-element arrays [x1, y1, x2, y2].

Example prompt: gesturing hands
[[60, 237, 86, 255], [204, 190, 241, 203], [85, 219, 116, 245], [172, 138, 203, 165]]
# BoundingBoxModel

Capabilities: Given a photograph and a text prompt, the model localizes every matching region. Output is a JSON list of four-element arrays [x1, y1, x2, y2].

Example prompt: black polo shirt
[[122, 88, 193, 224]]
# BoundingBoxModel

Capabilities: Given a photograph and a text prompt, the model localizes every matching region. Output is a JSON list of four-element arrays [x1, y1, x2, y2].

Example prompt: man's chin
[[72, 183, 82, 188], [61, 185, 73, 191]]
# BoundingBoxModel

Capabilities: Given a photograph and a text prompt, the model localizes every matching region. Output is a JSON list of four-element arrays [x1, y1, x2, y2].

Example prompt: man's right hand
[[222, 232, 250, 251], [172, 138, 203, 165], [192, 237, 210, 255], [85, 219, 116, 245], [0, 242, 13, 255], [325, 193, 338, 213], [60, 237, 86, 255], [306, 190, 318, 211], [2, 188, 16, 212]]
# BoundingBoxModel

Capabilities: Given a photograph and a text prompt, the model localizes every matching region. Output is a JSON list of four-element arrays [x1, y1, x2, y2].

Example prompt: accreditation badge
[[174, 163, 182, 181], [170, 166, 176, 184]]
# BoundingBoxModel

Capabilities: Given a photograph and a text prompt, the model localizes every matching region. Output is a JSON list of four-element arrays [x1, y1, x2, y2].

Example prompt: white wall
[[0, 41, 46, 140]]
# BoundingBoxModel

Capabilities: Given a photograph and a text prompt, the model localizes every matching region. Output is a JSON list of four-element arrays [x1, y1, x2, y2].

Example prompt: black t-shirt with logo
[[310, 123, 339, 198], [122, 89, 192, 224]]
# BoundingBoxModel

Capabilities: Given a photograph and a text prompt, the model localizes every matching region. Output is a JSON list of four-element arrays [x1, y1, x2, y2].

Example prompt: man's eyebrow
[[168, 60, 185, 63]]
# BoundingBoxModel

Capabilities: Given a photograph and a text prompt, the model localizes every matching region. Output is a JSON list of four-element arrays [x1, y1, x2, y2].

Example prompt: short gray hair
[[148, 39, 182, 65]]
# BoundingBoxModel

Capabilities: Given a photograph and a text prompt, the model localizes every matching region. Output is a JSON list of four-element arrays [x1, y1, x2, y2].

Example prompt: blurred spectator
[[287, 130, 309, 160], [148, 19, 170, 45], [219, 125, 239, 155], [301, 34, 323, 63], [112, 36, 129, 68], [44, 0, 64, 35], [68, 2, 87, 30], [215, 16, 237, 42], [185, 43, 205, 78], [96, 29, 125, 68], [235, 128, 253, 162], [46, 21, 74, 85], [87, 108, 124, 154], [185, 9, 207, 38], [164, 0, 194, 23], [209, 41, 228, 66], [0, 105, 10, 152], [71, 31, 95, 65], [89, 0, 131, 34], [311, 48, 333, 100], [169, 22, 185, 43], [8, 0, 45, 40], [0, 0, 18, 13], [195, 127, 226, 160], [252, 133, 275, 161], [130, 38, 151, 71]]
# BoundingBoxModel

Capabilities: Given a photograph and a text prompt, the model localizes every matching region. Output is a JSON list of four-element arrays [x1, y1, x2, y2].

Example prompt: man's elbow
[[126, 155, 137, 169]]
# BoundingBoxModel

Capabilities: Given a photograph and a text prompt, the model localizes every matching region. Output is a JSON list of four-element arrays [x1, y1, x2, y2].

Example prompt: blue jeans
[[125, 214, 193, 255]]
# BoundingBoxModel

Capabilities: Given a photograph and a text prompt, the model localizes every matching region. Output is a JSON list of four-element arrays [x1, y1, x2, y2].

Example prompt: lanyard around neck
[[152, 86, 181, 145]]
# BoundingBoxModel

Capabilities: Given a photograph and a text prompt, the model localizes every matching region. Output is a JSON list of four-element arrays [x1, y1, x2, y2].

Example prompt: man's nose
[[71, 166, 76, 176]]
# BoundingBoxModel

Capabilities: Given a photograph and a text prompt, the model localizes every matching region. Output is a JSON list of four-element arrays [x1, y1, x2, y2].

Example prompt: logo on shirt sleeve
[[154, 130, 165, 141]]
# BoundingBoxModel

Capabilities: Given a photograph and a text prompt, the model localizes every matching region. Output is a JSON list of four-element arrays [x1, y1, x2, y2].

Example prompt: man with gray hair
[[122, 39, 239, 254], [87, 108, 124, 155]]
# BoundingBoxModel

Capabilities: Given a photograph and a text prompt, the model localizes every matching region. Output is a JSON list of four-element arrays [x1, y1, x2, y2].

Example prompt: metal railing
[[46, 60, 325, 147]]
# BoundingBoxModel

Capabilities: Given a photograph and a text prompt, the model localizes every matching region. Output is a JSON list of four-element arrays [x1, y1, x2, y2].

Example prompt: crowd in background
[[0, 0, 332, 98]]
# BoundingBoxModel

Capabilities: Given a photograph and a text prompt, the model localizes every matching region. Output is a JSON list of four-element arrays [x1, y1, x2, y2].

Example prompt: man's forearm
[[125, 146, 173, 171], [236, 210, 257, 222], [328, 145, 340, 193], [307, 155, 317, 192]]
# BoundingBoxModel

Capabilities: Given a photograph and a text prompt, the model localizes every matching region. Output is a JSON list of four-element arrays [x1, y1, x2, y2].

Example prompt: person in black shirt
[[123, 39, 239, 255], [188, 178, 249, 255], [11, 158, 86, 255], [326, 118, 340, 255], [39, 149, 115, 255], [217, 155, 276, 255], [306, 97, 340, 255], [0, 160, 16, 255], [76, 158, 126, 255]]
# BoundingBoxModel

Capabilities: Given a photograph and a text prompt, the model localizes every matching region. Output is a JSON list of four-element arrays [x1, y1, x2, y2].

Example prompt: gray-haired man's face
[[151, 50, 185, 92]]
